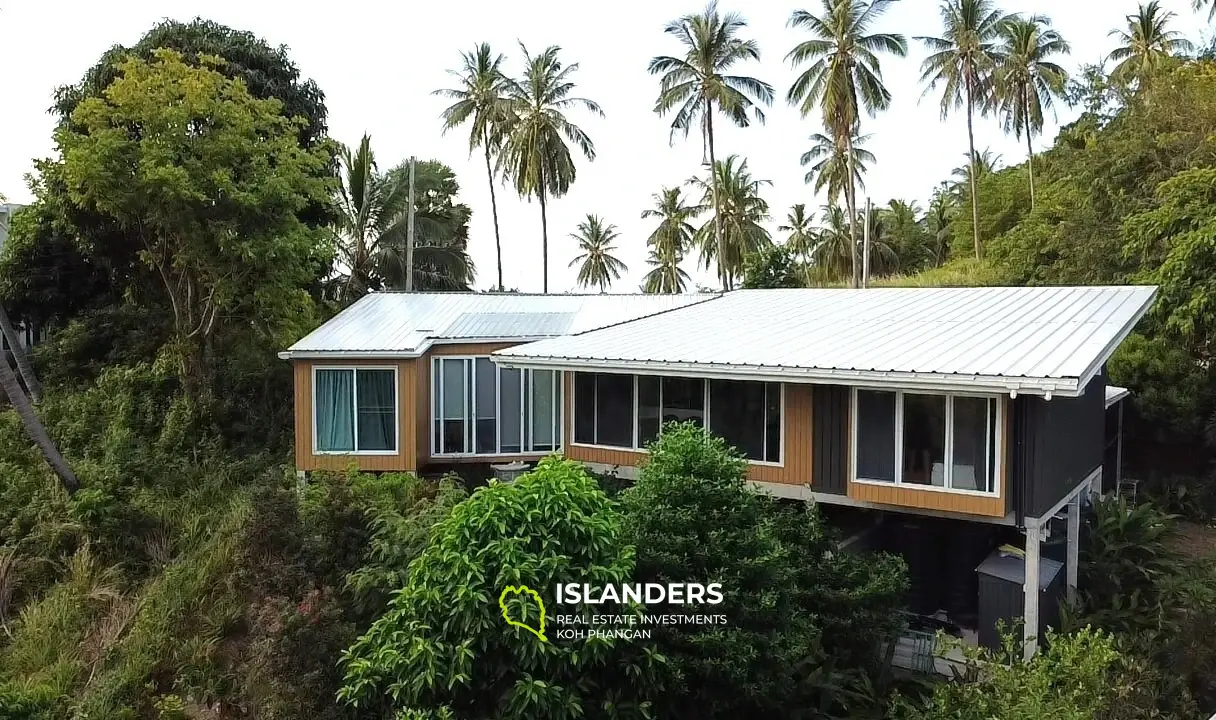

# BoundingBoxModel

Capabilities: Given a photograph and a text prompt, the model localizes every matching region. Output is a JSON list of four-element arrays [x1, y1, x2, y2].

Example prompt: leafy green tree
[[340, 457, 664, 719], [741, 244, 805, 288], [1108, 1, 1194, 90], [799, 132, 875, 206], [994, 14, 1070, 208], [57, 49, 332, 402], [618, 423, 905, 719], [640, 188, 697, 294], [568, 215, 628, 292], [787, 0, 906, 288], [499, 44, 602, 294], [435, 44, 513, 291], [917, 0, 1008, 260], [687, 155, 772, 288], [650, 2, 774, 290]]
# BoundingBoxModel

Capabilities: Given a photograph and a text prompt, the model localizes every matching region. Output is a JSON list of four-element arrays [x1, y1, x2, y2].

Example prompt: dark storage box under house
[[975, 552, 1064, 651]]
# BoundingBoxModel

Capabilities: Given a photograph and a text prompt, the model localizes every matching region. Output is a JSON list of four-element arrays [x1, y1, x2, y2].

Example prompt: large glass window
[[853, 389, 999, 494], [708, 379, 782, 463], [432, 357, 561, 456], [315, 368, 397, 453], [572, 372, 782, 463]]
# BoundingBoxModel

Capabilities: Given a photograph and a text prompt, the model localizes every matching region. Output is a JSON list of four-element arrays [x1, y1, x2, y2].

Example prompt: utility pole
[[861, 196, 872, 289], [405, 156, 416, 292]]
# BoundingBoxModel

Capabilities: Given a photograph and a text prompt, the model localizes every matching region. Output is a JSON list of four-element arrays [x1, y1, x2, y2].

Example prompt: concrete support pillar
[[1023, 520, 1043, 661], [1066, 493, 1080, 603]]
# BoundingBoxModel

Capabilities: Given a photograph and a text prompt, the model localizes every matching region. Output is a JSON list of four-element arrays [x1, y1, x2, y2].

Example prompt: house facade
[[282, 285, 1156, 662]]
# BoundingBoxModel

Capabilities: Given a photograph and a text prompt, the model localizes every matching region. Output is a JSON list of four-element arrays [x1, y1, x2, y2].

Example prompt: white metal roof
[[494, 286, 1158, 397], [280, 292, 713, 358], [1105, 386, 1130, 408]]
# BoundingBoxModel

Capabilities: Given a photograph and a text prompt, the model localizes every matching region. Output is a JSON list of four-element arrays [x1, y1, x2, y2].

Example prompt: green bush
[[618, 422, 907, 719], [340, 457, 664, 719]]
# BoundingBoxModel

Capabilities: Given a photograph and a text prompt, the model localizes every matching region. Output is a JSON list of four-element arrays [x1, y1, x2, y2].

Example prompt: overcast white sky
[[1, 0, 1210, 292]]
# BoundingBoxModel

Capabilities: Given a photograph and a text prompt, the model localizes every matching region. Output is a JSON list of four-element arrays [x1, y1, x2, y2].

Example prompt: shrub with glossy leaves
[[339, 457, 663, 719]]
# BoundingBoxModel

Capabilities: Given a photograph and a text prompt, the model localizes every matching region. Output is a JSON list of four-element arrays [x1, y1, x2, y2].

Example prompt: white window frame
[[571, 372, 785, 467], [430, 355, 563, 458], [311, 365, 400, 456], [850, 387, 1002, 497]]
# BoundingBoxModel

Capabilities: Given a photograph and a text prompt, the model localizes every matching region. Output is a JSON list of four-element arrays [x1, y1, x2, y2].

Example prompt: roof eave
[[490, 354, 1082, 397], [279, 334, 563, 361]]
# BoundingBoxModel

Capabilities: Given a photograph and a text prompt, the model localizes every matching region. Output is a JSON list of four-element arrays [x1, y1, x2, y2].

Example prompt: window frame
[[570, 372, 785, 467], [849, 387, 1002, 497], [311, 365, 400, 456], [430, 355, 563, 458]]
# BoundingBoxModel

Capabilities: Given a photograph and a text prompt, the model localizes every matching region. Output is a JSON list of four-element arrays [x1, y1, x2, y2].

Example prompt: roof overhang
[[490, 354, 1084, 397], [1105, 385, 1130, 409], [278, 335, 558, 361]]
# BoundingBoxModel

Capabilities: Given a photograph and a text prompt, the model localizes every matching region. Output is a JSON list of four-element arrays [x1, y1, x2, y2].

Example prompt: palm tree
[[951, 148, 1002, 188], [331, 135, 409, 304], [642, 250, 692, 294], [917, 0, 1008, 261], [1195, 0, 1216, 22], [926, 182, 954, 266], [568, 215, 628, 292], [0, 306, 40, 403], [499, 44, 603, 294], [860, 205, 900, 278], [687, 155, 772, 289], [994, 15, 1070, 209], [641, 187, 698, 294], [331, 140, 475, 301], [787, 0, 907, 288], [809, 204, 854, 282], [1108, 1, 1194, 89], [0, 354, 77, 494], [650, 2, 774, 290], [780, 203, 819, 285], [800, 132, 875, 205], [881, 199, 931, 271], [435, 44, 513, 290]]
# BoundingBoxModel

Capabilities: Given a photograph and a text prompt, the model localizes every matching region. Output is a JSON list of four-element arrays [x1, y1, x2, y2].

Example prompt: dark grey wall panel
[[1014, 371, 1106, 519], [812, 385, 849, 495]]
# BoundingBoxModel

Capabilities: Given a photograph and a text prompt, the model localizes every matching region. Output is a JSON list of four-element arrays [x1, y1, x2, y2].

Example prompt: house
[[281, 285, 1156, 663]]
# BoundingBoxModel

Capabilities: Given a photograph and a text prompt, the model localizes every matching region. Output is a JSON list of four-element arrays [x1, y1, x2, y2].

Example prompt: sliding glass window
[[431, 357, 561, 456], [852, 389, 999, 494], [314, 367, 397, 454]]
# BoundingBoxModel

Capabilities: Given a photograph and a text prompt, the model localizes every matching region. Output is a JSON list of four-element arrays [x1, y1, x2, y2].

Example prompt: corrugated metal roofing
[[1105, 386, 1130, 408], [282, 292, 713, 357], [494, 286, 1158, 396]]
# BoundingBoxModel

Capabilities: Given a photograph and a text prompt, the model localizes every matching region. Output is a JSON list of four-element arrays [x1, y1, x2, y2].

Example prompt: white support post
[[1066, 493, 1080, 603], [1023, 519, 1043, 661]]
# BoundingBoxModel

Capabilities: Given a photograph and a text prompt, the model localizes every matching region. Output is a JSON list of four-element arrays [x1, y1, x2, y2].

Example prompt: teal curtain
[[357, 369, 396, 452], [316, 370, 354, 452]]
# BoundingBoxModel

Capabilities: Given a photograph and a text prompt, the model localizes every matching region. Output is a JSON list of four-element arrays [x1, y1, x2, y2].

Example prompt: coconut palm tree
[[860, 205, 901, 278], [951, 148, 1002, 189], [994, 15, 1070, 209], [499, 44, 603, 294], [809, 204, 854, 282], [780, 203, 819, 285], [650, 2, 774, 290], [800, 132, 875, 205], [787, 0, 907, 288], [0, 305, 40, 403], [434, 44, 513, 290], [926, 182, 954, 266], [1195, 0, 1216, 22], [642, 249, 692, 294], [331, 140, 475, 301], [917, 0, 1008, 261], [1108, 1, 1194, 89], [568, 215, 628, 293], [687, 155, 772, 289], [641, 187, 697, 294]]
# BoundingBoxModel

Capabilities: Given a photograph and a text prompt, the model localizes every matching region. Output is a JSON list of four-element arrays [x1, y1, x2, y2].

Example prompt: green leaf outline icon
[[499, 584, 548, 642]]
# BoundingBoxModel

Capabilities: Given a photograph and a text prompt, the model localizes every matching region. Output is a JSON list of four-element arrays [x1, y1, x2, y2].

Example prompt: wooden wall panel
[[563, 381, 813, 485], [293, 358, 416, 472], [845, 397, 1011, 519]]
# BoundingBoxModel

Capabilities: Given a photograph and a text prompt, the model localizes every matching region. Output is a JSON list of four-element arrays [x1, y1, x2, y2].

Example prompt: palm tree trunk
[[538, 173, 550, 294], [483, 130, 504, 290], [0, 349, 77, 494], [705, 103, 727, 291], [845, 133, 860, 289], [1025, 95, 1036, 210], [0, 305, 40, 403], [966, 78, 982, 261]]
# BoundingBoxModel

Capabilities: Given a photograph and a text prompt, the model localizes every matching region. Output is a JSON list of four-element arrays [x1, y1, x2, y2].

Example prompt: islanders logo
[[498, 585, 548, 642]]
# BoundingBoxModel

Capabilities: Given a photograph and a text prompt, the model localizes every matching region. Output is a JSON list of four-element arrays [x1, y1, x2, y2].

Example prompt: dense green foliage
[[619, 424, 907, 719], [340, 457, 663, 719]]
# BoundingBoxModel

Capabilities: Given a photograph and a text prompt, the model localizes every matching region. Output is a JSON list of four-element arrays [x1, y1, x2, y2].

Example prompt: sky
[[1, 0, 1211, 293]]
